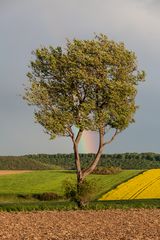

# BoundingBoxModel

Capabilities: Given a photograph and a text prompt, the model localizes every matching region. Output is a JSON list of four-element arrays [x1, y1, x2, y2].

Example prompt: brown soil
[[0, 170, 32, 175], [0, 209, 159, 240]]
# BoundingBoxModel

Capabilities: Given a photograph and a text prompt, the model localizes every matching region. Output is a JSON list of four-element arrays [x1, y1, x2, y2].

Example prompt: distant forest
[[0, 153, 160, 170]]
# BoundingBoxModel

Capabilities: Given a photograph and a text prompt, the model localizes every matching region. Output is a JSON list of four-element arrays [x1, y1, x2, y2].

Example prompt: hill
[[0, 152, 160, 170], [25, 152, 160, 169], [0, 156, 59, 170]]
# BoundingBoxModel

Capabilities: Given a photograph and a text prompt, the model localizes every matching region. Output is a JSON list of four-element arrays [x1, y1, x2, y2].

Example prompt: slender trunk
[[70, 129, 83, 184], [73, 142, 83, 181], [73, 142, 86, 208]]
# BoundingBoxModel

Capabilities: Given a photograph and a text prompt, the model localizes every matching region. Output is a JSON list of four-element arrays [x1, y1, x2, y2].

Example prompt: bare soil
[[0, 170, 32, 175], [0, 209, 159, 240]]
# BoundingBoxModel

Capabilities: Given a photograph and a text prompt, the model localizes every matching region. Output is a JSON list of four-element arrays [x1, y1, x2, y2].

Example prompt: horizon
[[1, 151, 160, 157]]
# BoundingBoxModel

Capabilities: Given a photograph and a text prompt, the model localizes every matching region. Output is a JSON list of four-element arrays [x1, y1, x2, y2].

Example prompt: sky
[[0, 0, 160, 155]]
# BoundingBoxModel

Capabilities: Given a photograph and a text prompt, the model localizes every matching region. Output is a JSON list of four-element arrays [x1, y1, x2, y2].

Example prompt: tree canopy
[[24, 34, 145, 139], [24, 34, 145, 206]]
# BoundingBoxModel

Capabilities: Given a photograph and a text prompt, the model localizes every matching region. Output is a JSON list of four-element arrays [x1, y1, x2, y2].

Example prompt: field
[[0, 170, 141, 203], [0, 169, 160, 239], [0, 210, 159, 240], [0, 170, 32, 175], [0, 169, 160, 211], [100, 169, 160, 200]]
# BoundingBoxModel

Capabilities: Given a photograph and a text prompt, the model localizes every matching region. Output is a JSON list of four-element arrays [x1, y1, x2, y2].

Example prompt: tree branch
[[103, 129, 119, 146], [67, 127, 75, 142], [73, 129, 83, 182], [82, 127, 105, 179], [66, 128, 84, 182], [75, 129, 83, 145]]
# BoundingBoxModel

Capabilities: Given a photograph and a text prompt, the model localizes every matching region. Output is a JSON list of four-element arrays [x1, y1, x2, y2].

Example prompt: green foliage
[[0, 199, 160, 212], [17, 192, 62, 201], [63, 179, 77, 200], [0, 156, 57, 170], [31, 152, 160, 169], [0, 201, 78, 212], [17, 194, 33, 200], [63, 178, 98, 206], [32, 192, 61, 201], [88, 199, 160, 210], [24, 34, 145, 138], [93, 166, 122, 175], [1, 153, 160, 170]]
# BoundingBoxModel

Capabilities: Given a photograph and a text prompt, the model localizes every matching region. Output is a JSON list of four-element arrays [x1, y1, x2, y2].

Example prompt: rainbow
[[79, 130, 98, 153], [73, 127, 98, 153]]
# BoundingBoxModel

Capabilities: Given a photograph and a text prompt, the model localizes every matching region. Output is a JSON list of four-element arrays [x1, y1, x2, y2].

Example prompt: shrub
[[32, 192, 60, 201], [63, 178, 98, 207], [17, 194, 32, 200], [93, 166, 122, 175]]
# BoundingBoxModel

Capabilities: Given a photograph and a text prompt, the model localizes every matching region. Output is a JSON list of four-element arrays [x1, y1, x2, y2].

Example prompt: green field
[[0, 170, 142, 203]]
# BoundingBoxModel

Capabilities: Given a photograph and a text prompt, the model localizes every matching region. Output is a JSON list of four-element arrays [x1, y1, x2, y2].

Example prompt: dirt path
[[0, 170, 32, 175], [0, 209, 159, 240]]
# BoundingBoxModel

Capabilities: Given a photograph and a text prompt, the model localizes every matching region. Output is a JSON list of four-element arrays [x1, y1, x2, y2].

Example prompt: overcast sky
[[0, 0, 160, 155]]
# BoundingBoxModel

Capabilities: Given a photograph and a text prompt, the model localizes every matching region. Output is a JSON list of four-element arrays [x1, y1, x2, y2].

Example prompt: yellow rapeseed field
[[100, 169, 160, 200]]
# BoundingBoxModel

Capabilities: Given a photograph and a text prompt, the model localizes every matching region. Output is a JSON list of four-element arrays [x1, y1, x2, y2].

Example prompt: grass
[[0, 199, 160, 212], [89, 170, 143, 199], [90, 199, 160, 210], [0, 169, 160, 211], [0, 170, 142, 203], [0, 201, 77, 212], [0, 170, 73, 195]]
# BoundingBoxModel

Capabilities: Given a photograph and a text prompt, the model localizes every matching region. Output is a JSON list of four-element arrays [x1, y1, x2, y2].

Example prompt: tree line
[[0, 153, 160, 170]]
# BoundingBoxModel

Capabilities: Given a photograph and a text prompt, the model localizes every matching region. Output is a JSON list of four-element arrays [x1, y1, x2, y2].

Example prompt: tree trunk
[[73, 142, 83, 182], [82, 127, 105, 178], [73, 143, 86, 208], [72, 127, 105, 208], [76, 178, 86, 209]]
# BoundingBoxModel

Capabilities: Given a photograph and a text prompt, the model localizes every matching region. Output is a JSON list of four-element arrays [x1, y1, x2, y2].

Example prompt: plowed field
[[0, 210, 159, 240], [0, 171, 32, 175]]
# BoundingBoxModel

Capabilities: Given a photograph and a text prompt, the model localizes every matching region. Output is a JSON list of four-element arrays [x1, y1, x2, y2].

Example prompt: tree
[[24, 34, 145, 206]]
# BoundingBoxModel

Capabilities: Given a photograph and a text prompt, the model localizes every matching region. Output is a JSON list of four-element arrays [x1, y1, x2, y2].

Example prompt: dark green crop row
[[0, 199, 160, 212]]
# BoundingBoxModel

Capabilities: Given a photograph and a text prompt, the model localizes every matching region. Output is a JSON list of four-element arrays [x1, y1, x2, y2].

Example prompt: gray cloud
[[137, 0, 160, 13], [0, 0, 160, 155], [150, 0, 160, 5]]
